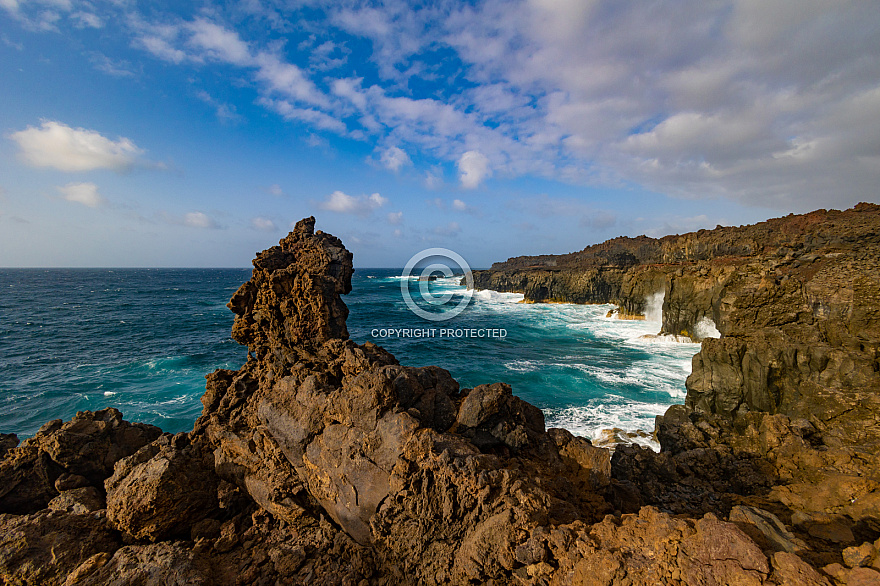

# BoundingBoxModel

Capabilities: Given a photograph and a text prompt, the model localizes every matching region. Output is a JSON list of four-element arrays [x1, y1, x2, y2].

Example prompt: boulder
[[48, 487, 105, 514], [106, 433, 219, 541], [730, 505, 807, 553], [770, 552, 831, 586]]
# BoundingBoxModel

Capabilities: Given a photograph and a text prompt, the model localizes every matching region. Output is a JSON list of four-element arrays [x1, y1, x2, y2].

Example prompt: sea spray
[[3, 268, 703, 451], [694, 316, 721, 339], [644, 290, 665, 324]]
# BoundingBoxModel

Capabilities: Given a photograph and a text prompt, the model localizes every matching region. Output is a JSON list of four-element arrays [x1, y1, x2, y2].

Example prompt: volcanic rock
[[0, 408, 161, 513], [0, 509, 120, 585], [4, 209, 880, 584], [105, 432, 220, 541]]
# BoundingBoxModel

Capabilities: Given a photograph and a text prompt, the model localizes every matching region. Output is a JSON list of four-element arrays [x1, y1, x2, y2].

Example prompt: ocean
[[0, 268, 701, 448]]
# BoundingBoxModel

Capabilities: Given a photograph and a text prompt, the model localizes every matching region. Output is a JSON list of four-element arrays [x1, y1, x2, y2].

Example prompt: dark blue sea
[[0, 269, 701, 447]]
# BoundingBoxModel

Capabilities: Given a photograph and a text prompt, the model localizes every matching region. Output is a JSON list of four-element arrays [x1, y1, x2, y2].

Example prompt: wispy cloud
[[183, 211, 219, 229], [157, 210, 222, 229], [432, 221, 461, 237], [71, 11, 101, 29], [319, 191, 388, 216], [250, 216, 276, 231], [89, 53, 136, 78], [195, 90, 240, 122], [8, 1, 880, 211]]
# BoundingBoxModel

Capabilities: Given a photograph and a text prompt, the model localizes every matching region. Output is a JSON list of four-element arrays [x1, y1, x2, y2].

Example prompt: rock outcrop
[[2, 211, 879, 585], [473, 203, 880, 582], [0, 408, 161, 514]]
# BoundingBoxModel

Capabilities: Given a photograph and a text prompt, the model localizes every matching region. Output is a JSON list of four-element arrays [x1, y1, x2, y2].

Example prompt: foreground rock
[[0, 408, 161, 514], [2, 212, 879, 585]]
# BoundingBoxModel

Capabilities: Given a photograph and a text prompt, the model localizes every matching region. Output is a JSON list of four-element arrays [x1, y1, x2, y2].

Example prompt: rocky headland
[[2, 210, 879, 585]]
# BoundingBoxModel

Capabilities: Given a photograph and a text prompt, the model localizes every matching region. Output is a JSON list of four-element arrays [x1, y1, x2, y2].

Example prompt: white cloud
[[267, 184, 283, 196], [319, 191, 388, 216], [379, 146, 412, 172], [254, 52, 329, 108], [424, 169, 443, 189], [186, 19, 251, 66], [135, 18, 330, 114], [184, 211, 218, 229], [457, 151, 492, 188], [250, 216, 276, 231], [57, 182, 103, 207], [387, 211, 403, 224], [10, 121, 143, 172], [138, 35, 190, 64], [258, 98, 346, 133], [1, 0, 71, 31], [445, 0, 880, 207], [452, 199, 467, 211], [11, 2, 876, 211]]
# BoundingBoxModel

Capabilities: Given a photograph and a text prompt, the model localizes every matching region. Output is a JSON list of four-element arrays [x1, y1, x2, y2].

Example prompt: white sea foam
[[469, 289, 701, 444], [472, 289, 524, 304], [569, 361, 689, 399], [504, 359, 541, 373], [543, 398, 668, 451]]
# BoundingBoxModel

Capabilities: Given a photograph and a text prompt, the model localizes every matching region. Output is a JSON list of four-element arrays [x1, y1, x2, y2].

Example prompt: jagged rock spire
[[227, 216, 353, 353]]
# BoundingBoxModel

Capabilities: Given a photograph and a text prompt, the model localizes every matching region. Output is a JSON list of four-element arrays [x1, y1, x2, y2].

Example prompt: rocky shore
[[2, 211, 879, 585]]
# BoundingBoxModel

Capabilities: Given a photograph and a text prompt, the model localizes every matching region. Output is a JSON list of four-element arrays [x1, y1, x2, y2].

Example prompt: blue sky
[[1, 0, 878, 268]]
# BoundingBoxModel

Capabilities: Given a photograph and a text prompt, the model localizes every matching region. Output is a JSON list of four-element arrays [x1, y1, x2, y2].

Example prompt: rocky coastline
[[2, 210, 879, 585]]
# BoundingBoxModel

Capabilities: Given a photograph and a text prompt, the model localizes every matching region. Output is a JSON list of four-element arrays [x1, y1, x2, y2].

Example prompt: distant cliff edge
[[1, 210, 879, 585]]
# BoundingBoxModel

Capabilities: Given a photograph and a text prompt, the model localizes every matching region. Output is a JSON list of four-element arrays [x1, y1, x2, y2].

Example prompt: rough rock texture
[[0, 509, 120, 585], [473, 203, 880, 582], [105, 432, 220, 541], [3, 211, 879, 584], [0, 408, 161, 513]]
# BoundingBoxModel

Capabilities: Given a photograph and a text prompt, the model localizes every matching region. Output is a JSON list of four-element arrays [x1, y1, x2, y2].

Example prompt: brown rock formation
[[2, 211, 879, 585], [0, 408, 161, 514], [474, 203, 880, 582]]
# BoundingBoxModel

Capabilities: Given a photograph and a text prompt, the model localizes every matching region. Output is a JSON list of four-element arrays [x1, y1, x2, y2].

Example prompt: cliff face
[[2, 213, 879, 585], [474, 205, 880, 424], [474, 203, 880, 575]]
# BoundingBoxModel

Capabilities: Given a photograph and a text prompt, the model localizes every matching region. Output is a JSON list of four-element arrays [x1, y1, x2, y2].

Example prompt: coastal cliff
[[1, 213, 879, 585]]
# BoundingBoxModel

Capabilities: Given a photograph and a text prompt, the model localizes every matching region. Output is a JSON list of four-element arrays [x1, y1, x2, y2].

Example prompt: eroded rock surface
[[2, 211, 879, 585], [0, 408, 161, 513]]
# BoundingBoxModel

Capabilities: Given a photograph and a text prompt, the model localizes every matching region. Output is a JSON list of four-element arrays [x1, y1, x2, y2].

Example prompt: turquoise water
[[0, 269, 700, 445]]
